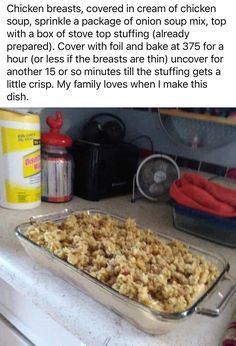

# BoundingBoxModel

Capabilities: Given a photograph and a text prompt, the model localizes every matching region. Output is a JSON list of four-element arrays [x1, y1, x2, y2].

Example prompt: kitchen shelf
[[159, 109, 236, 127]]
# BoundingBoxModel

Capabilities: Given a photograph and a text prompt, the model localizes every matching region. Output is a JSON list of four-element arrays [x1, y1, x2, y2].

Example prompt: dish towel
[[222, 311, 236, 346], [170, 172, 236, 218]]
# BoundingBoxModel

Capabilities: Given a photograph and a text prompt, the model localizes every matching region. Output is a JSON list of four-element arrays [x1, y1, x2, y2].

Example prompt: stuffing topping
[[25, 212, 219, 313]]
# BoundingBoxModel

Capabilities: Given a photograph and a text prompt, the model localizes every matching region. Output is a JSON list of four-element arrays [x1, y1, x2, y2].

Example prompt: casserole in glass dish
[[15, 209, 236, 334]]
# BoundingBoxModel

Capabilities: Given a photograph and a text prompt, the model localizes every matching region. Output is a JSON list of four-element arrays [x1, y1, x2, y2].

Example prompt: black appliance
[[82, 113, 126, 145], [72, 140, 139, 201]]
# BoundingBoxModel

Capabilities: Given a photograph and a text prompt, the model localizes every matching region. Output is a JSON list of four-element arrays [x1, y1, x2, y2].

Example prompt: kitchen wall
[[17, 107, 236, 168], [119, 108, 236, 168]]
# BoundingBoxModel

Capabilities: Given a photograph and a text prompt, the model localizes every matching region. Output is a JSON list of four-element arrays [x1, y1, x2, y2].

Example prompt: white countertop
[[0, 195, 236, 346]]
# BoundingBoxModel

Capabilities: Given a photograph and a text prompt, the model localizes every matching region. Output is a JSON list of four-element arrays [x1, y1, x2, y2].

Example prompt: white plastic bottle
[[0, 109, 41, 209]]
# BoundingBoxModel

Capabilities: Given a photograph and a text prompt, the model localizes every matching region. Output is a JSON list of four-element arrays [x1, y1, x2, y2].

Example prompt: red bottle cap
[[41, 111, 72, 147]]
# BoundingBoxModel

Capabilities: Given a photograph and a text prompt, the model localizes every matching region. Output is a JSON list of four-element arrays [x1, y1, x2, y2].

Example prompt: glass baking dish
[[15, 209, 236, 335], [171, 201, 236, 248]]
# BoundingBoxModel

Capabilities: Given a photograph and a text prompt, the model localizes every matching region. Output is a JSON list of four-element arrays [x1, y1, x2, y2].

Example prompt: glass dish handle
[[30, 208, 73, 223], [196, 274, 236, 317]]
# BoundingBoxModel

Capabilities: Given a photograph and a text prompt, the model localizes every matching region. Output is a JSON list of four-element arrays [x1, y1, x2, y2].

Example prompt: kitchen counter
[[0, 195, 236, 346]]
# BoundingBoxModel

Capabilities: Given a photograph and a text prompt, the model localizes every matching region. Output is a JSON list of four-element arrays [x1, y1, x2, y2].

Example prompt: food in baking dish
[[25, 212, 219, 313]]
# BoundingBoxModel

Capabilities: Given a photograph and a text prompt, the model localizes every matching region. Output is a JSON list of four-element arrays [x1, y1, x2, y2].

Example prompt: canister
[[41, 111, 73, 202], [0, 109, 41, 209]]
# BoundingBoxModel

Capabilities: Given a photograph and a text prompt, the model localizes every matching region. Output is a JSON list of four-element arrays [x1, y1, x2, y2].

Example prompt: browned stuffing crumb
[[25, 212, 219, 312]]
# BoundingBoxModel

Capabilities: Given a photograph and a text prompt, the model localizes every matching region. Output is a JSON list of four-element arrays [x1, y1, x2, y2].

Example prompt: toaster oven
[[71, 140, 139, 201]]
